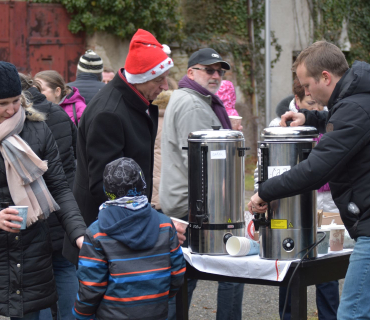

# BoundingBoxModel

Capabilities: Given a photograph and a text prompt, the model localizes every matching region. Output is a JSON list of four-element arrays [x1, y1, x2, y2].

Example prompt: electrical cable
[[281, 231, 326, 320]]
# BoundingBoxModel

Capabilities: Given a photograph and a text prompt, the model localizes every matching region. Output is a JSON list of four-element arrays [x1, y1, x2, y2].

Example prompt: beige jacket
[[152, 91, 173, 210]]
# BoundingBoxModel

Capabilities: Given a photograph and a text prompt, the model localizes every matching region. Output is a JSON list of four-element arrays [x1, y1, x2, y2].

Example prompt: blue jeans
[[11, 311, 40, 320], [216, 281, 245, 320], [279, 281, 339, 320], [337, 236, 370, 319], [168, 279, 244, 320], [39, 249, 78, 320]]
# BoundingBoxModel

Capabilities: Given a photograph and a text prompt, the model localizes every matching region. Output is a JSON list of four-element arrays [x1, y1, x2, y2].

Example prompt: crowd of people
[[0, 27, 369, 320]]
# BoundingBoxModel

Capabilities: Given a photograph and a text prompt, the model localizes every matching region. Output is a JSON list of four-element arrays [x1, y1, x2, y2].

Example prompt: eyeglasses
[[192, 67, 226, 76]]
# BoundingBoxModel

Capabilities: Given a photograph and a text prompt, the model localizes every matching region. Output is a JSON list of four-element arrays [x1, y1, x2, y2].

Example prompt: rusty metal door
[[0, 1, 85, 82]]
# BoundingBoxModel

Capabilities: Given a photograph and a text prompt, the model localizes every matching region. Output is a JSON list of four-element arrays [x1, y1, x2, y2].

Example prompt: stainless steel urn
[[255, 126, 319, 260], [186, 127, 248, 254]]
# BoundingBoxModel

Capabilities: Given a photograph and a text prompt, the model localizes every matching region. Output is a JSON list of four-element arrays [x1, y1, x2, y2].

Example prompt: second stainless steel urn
[[187, 127, 247, 254], [255, 126, 319, 260]]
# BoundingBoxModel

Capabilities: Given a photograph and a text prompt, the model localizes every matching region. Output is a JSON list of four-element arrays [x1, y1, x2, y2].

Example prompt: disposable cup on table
[[226, 236, 259, 256], [329, 226, 345, 251], [9, 206, 28, 230], [317, 228, 330, 254]]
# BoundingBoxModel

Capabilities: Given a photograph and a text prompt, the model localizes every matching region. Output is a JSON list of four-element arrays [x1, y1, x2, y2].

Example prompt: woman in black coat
[[0, 62, 86, 319], [20, 73, 81, 320]]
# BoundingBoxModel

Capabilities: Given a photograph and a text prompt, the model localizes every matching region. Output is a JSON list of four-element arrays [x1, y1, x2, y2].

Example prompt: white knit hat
[[78, 49, 104, 73]]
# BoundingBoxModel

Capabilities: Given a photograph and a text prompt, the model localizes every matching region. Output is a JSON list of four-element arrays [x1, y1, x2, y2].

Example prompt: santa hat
[[124, 29, 173, 84]]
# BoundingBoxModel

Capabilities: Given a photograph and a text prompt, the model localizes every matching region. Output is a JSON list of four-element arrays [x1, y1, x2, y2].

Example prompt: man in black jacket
[[249, 41, 370, 319], [73, 29, 187, 248], [67, 50, 105, 105]]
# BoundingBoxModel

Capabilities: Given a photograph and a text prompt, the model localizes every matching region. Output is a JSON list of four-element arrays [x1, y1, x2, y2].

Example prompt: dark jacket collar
[[76, 73, 101, 82], [327, 61, 370, 110], [27, 87, 47, 104]]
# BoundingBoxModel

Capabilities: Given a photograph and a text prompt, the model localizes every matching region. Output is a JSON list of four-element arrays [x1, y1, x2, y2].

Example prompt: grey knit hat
[[103, 157, 146, 200], [0, 62, 21, 99], [77, 49, 104, 73]]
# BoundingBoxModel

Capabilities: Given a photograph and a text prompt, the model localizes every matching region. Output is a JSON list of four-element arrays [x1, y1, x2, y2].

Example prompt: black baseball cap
[[188, 48, 231, 70]]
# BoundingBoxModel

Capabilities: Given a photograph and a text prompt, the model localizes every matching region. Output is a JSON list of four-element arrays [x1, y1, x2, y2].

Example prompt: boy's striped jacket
[[72, 204, 186, 320]]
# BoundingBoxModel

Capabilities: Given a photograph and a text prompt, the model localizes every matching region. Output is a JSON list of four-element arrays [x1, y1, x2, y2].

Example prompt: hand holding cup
[[170, 217, 189, 246], [0, 207, 25, 233]]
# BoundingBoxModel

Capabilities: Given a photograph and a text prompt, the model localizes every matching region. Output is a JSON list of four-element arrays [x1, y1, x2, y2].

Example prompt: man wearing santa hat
[[71, 29, 185, 243]]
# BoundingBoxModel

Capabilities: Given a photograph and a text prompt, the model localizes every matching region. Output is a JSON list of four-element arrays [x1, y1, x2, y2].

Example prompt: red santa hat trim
[[124, 29, 174, 84]]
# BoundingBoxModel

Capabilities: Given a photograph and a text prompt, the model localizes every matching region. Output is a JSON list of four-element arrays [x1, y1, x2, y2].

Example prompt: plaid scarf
[[0, 108, 60, 226]]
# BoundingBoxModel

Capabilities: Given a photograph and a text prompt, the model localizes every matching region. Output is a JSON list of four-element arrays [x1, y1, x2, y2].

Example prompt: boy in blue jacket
[[73, 157, 186, 320]]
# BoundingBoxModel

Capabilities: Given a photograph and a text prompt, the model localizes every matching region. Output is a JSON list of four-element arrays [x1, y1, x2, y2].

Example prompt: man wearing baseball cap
[[160, 48, 245, 320]]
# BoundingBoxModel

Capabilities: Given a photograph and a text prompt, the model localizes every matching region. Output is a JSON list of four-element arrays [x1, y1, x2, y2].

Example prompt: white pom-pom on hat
[[162, 44, 171, 55]]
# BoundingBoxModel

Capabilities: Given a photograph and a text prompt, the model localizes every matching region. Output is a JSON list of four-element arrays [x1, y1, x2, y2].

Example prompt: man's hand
[[247, 192, 268, 214], [76, 236, 84, 249], [280, 111, 306, 127], [173, 221, 186, 245]]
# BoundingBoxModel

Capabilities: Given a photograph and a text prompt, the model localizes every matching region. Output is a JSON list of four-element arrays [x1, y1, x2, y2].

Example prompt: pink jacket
[[216, 80, 239, 116], [59, 86, 86, 124]]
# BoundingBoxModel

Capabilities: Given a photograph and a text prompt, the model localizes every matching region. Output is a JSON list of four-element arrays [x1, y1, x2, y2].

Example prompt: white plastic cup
[[170, 217, 189, 230], [329, 226, 345, 251], [226, 236, 260, 256], [317, 228, 330, 254], [9, 206, 28, 230], [228, 116, 242, 130]]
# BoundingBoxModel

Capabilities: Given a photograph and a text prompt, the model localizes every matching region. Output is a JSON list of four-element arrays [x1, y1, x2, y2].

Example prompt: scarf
[[178, 75, 232, 129], [0, 108, 60, 226], [99, 195, 149, 211]]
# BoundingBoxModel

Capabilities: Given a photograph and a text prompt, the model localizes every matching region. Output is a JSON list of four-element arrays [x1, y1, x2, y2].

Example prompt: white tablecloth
[[183, 248, 353, 282]]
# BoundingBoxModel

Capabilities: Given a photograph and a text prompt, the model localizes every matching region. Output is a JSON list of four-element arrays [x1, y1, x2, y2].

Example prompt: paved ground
[[0, 191, 345, 320], [188, 279, 344, 320]]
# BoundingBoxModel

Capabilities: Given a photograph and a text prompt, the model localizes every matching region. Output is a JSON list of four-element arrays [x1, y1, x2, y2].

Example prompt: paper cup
[[9, 206, 28, 230], [229, 116, 242, 130], [170, 217, 189, 230], [329, 226, 345, 251], [317, 228, 330, 254], [226, 236, 260, 256]]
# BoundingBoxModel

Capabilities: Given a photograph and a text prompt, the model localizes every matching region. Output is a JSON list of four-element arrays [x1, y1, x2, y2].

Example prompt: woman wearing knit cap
[[72, 29, 186, 268], [34, 70, 86, 126], [0, 61, 86, 319]]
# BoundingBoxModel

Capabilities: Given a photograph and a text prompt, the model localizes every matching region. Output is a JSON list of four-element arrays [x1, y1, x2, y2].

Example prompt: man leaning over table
[[248, 40, 370, 320]]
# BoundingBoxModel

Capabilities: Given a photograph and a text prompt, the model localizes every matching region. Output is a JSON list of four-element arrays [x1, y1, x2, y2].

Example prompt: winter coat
[[59, 86, 86, 125], [160, 88, 222, 219], [73, 204, 186, 320], [152, 91, 173, 210], [73, 70, 158, 228], [0, 113, 86, 317], [67, 73, 105, 106], [258, 61, 370, 239], [27, 87, 78, 251]]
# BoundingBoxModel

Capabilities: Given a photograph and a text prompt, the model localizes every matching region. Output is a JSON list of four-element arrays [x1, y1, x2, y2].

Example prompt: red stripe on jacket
[[111, 266, 170, 276], [104, 290, 169, 302]]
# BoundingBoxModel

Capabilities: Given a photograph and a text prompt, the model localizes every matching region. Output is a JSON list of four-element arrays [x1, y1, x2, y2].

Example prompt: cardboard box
[[317, 209, 343, 227]]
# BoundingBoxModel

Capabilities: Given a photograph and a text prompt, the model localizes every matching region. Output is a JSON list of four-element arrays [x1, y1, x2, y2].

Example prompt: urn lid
[[262, 126, 318, 139], [188, 126, 244, 141]]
